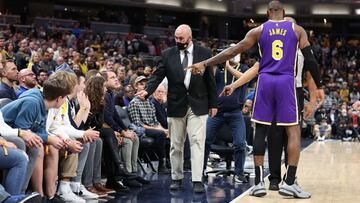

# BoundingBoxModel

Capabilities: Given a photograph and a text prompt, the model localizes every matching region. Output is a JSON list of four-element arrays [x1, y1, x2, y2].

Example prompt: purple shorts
[[252, 73, 299, 126]]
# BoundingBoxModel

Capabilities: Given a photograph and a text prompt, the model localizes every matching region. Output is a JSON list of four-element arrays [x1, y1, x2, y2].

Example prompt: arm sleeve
[[301, 46, 322, 88]]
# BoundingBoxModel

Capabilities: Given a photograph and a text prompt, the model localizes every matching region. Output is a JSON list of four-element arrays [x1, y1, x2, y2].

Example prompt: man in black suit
[[136, 24, 217, 193]]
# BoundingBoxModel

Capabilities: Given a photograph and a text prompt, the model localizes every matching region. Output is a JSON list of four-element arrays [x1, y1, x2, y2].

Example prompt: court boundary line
[[230, 140, 315, 203]]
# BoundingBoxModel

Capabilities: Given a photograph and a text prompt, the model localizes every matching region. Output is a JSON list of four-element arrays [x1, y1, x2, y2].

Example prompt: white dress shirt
[[180, 43, 194, 89]]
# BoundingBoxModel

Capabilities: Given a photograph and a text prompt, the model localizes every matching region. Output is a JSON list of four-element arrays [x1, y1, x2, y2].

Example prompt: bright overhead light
[[195, 0, 227, 12], [312, 4, 350, 15], [250, 19, 254, 23], [146, 0, 181, 7], [324, 18, 327, 24], [356, 9, 360, 15], [256, 4, 295, 15]]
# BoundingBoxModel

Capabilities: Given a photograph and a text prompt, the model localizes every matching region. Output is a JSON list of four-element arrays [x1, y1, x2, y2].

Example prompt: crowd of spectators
[[0, 15, 359, 203]]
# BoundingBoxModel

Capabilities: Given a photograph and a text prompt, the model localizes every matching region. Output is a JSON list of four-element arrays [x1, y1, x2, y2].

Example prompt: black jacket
[[104, 90, 127, 132], [146, 44, 217, 117]]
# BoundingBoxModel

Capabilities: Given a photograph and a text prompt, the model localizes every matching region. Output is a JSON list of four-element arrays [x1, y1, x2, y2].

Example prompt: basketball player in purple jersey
[[188, 1, 322, 199]]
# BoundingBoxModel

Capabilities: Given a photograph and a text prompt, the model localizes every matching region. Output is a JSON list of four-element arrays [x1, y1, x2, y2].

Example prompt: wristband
[[18, 129, 24, 138]]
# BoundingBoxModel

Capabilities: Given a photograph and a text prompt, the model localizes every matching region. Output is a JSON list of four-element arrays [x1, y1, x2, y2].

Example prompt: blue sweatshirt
[[1, 89, 48, 142]]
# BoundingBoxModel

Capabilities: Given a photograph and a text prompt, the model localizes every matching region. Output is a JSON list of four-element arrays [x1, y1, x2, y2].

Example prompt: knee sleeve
[[253, 124, 268, 156]]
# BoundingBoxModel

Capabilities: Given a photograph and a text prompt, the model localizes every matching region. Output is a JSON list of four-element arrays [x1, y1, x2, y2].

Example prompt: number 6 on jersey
[[272, 40, 283, 61]]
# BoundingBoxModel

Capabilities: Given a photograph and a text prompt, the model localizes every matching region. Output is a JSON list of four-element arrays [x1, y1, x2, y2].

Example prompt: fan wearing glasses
[[16, 69, 37, 98]]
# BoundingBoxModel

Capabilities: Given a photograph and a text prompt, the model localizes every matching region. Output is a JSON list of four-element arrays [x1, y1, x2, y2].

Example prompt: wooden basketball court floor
[[231, 140, 360, 203]]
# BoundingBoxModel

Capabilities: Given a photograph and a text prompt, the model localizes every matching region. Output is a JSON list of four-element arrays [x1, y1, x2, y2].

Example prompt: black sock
[[285, 165, 297, 185], [255, 166, 263, 185]]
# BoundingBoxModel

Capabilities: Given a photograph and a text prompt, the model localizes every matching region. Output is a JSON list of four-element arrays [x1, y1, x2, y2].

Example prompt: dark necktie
[[182, 50, 188, 69], [183, 50, 191, 89]]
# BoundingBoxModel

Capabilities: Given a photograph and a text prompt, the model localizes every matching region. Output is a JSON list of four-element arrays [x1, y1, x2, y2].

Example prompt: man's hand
[[316, 89, 325, 105], [186, 62, 206, 75], [209, 108, 218, 118], [219, 85, 235, 97], [353, 101, 360, 111], [225, 60, 232, 70], [20, 130, 43, 148], [48, 136, 66, 150], [135, 90, 148, 100], [164, 129, 170, 138], [67, 140, 83, 153], [114, 132, 123, 145], [123, 130, 136, 141], [83, 130, 100, 143], [303, 103, 315, 121], [153, 125, 169, 138]]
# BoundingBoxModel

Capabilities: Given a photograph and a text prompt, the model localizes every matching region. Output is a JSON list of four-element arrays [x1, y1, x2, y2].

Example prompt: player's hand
[[209, 108, 218, 118], [316, 89, 325, 104], [303, 103, 315, 121], [186, 62, 206, 75], [353, 101, 360, 111], [135, 90, 148, 100], [219, 85, 234, 97]]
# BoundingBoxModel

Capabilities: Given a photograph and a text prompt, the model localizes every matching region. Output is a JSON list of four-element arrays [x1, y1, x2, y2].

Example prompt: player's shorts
[[251, 73, 299, 126]]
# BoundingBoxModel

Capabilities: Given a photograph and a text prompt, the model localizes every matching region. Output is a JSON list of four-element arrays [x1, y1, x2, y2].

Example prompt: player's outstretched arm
[[187, 27, 261, 74]]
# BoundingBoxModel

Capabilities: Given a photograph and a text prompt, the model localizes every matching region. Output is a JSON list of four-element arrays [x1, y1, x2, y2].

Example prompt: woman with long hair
[[84, 76, 107, 115], [4, 40, 15, 60], [84, 76, 147, 192], [27, 51, 42, 75]]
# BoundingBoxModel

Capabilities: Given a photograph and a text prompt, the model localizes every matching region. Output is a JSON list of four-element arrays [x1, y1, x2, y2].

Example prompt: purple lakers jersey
[[258, 20, 298, 76]]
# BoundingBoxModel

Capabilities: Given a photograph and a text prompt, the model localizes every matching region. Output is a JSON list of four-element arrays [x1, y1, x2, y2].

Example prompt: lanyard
[[224, 64, 241, 85]]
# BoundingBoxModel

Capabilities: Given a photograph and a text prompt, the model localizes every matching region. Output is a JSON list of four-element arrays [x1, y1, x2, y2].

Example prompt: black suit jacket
[[146, 44, 217, 117]]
